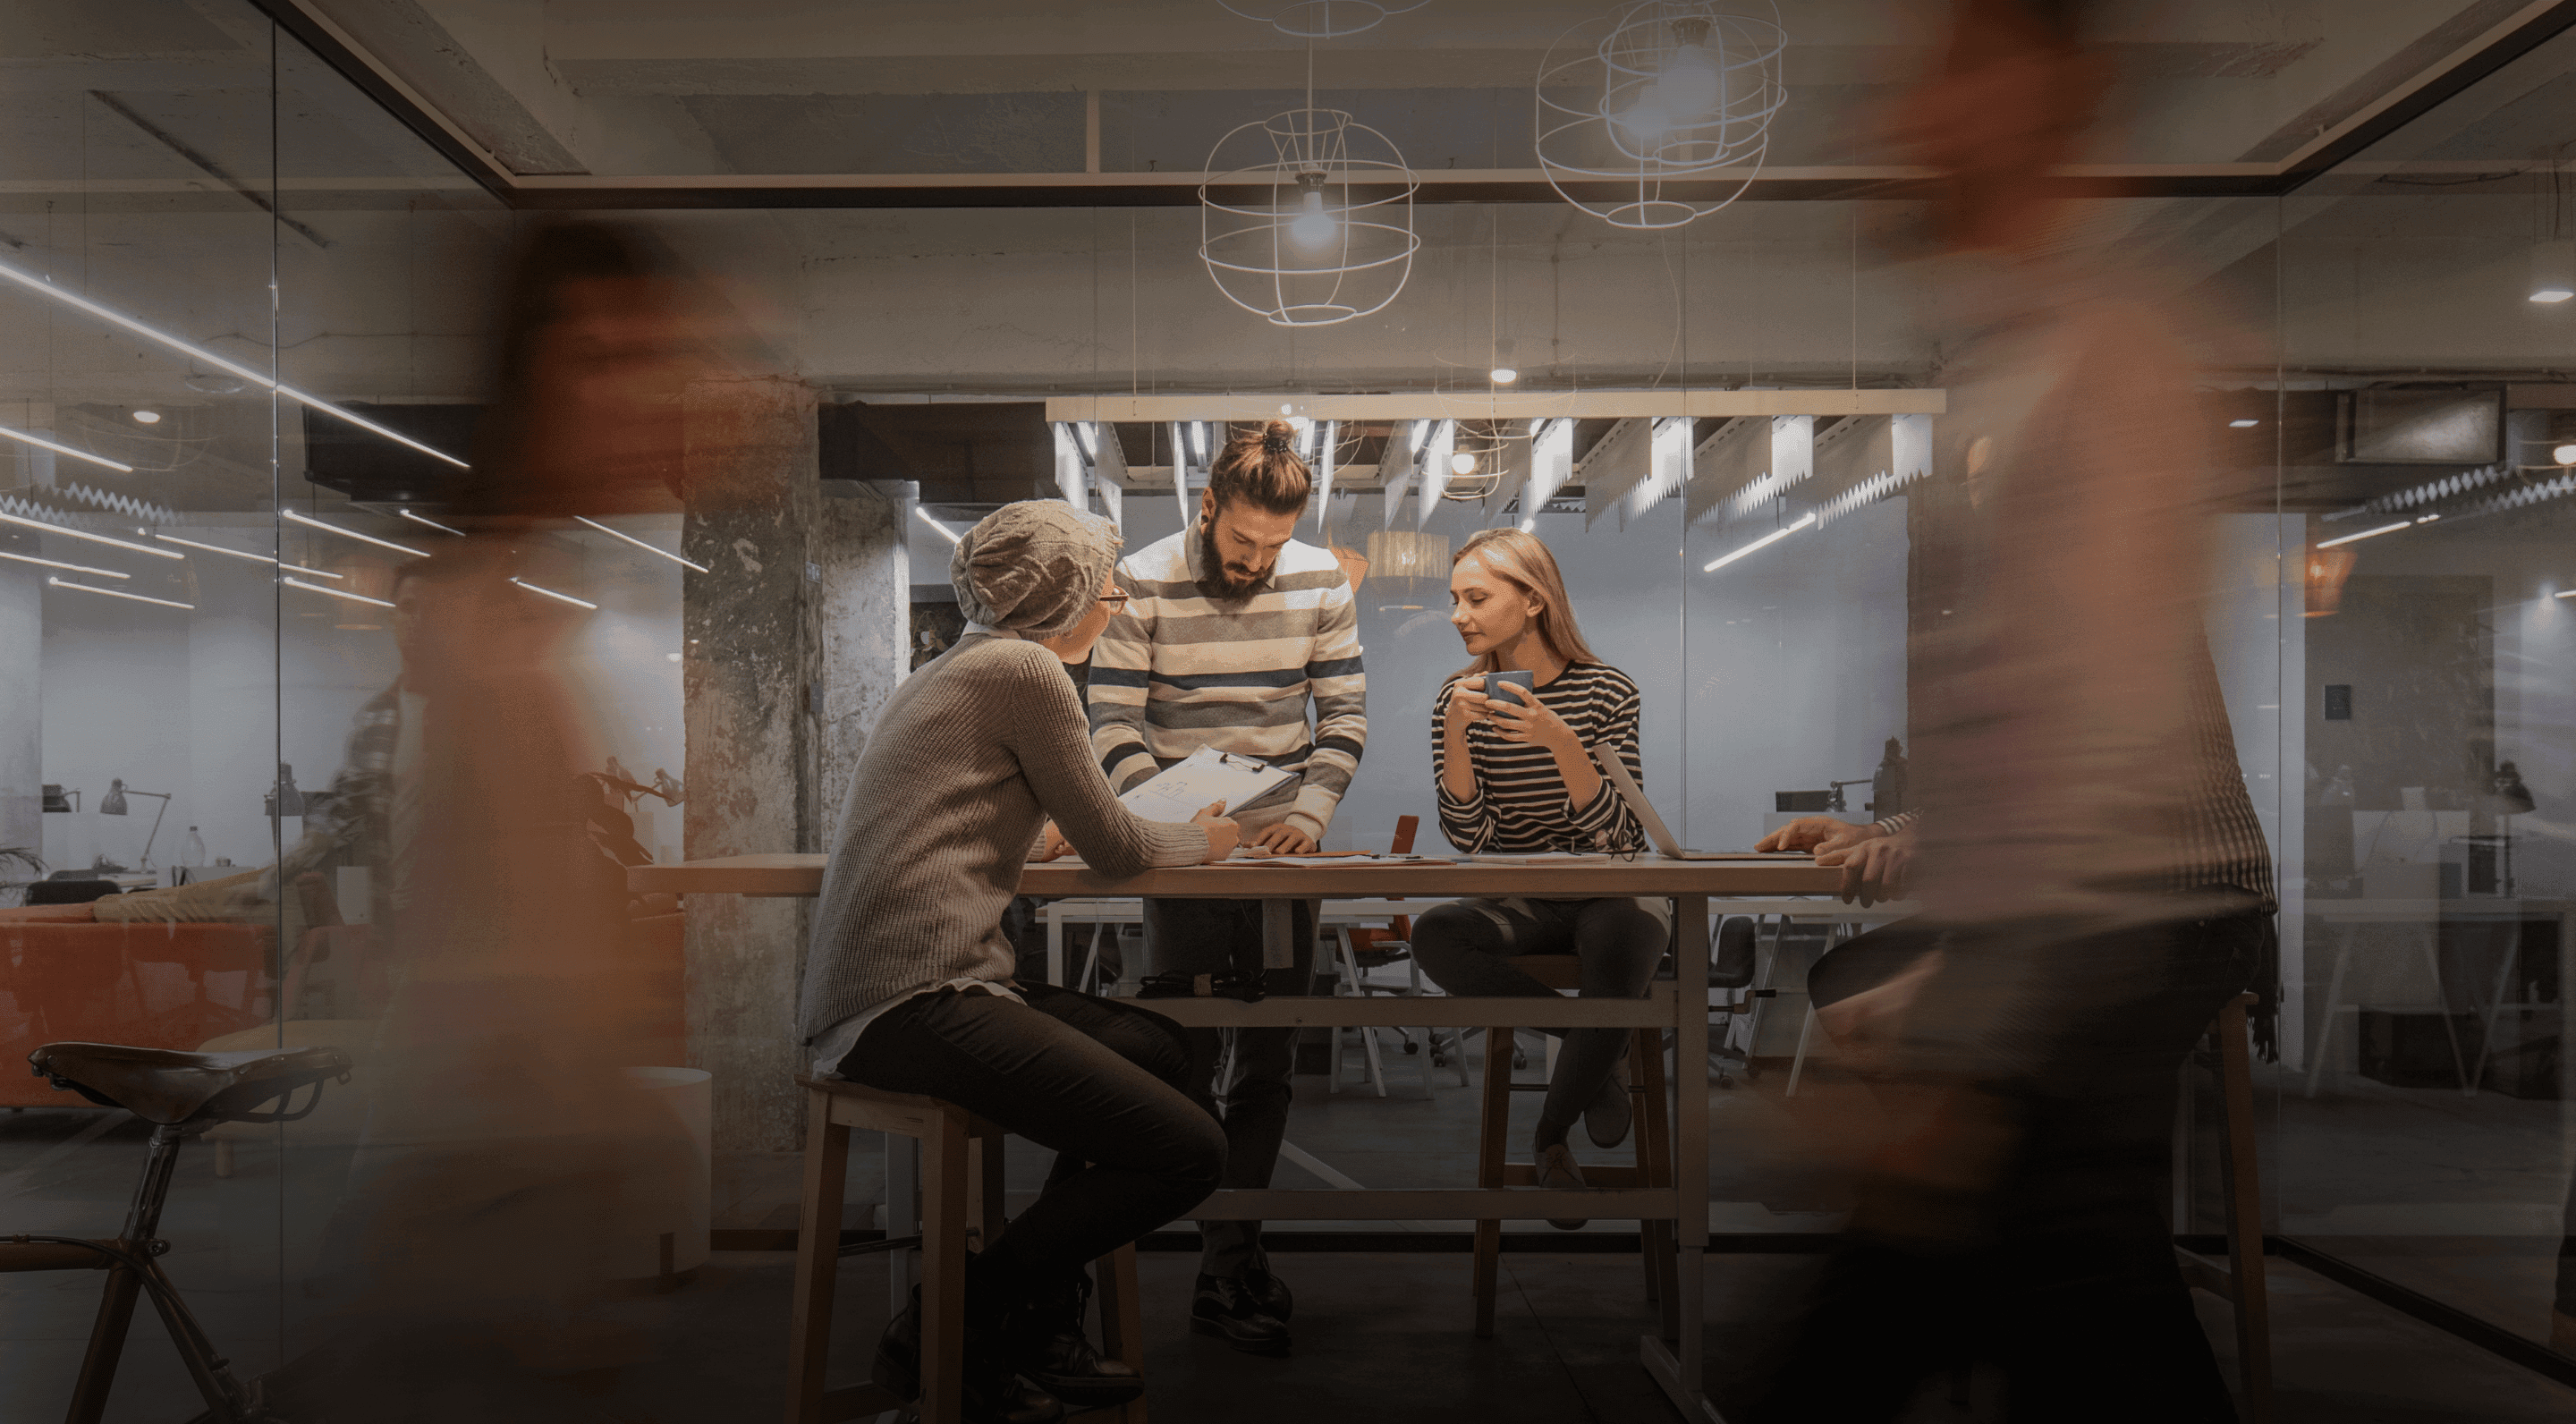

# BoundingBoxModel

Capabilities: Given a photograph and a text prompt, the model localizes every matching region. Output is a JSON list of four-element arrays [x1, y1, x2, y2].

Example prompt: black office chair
[[28, 879, 119, 906]]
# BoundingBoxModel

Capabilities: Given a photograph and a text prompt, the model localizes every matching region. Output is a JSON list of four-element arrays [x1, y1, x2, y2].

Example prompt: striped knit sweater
[[1088, 522, 1367, 841], [798, 632, 1207, 1042], [1432, 662, 1647, 856]]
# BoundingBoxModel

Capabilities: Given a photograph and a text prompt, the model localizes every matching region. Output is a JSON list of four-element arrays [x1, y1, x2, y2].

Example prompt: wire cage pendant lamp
[[1200, 106, 1420, 326], [1538, 0, 1787, 231]]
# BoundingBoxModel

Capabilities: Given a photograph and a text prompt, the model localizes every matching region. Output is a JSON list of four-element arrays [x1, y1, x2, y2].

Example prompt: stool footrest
[[838, 1233, 922, 1259], [818, 1381, 902, 1423]]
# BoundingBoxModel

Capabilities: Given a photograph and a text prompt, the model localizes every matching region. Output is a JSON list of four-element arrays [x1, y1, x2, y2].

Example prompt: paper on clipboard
[[1118, 746, 1294, 823]]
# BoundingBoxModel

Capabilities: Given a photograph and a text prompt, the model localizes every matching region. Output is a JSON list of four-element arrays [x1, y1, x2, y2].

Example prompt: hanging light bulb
[[1288, 172, 1338, 250], [1616, 18, 1723, 145], [1450, 451, 1479, 477]]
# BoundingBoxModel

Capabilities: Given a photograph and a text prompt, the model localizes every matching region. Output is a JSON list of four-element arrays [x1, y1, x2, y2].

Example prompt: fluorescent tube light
[[1701, 512, 1816, 572], [576, 514, 709, 572], [399, 508, 466, 537], [510, 577, 597, 611], [2228, 419, 2260, 428], [282, 509, 429, 558], [0, 548, 129, 579], [2557, 589, 2576, 600], [151, 532, 341, 579], [0, 424, 135, 473], [2316, 521, 2410, 549], [47, 576, 191, 610], [0, 256, 469, 470], [914, 506, 962, 545], [284, 576, 391, 609], [0, 507, 183, 559]]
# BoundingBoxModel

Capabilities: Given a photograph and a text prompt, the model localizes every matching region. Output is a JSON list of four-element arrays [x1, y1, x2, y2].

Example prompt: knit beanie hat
[[950, 500, 1123, 637]]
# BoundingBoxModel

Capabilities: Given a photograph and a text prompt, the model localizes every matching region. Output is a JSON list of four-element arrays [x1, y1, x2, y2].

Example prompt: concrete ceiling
[[0, 0, 2571, 530]]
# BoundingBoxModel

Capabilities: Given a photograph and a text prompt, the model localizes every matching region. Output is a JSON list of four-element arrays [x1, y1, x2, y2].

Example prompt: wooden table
[[635, 852, 1845, 1424]]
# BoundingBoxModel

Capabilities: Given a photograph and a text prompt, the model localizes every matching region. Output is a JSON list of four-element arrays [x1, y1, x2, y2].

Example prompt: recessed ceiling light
[[2229, 419, 2261, 428], [131, 409, 162, 424], [2533, 289, 2574, 303], [1490, 367, 1518, 384]]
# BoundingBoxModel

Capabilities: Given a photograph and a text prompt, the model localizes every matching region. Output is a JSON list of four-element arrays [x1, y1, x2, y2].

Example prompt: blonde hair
[[1450, 527, 1598, 677]]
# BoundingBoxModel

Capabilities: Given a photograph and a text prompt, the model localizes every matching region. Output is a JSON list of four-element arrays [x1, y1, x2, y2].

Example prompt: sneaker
[[1534, 1142, 1591, 1231], [1584, 1056, 1633, 1149], [872, 1284, 1064, 1424], [1191, 1272, 1292, 1356], [1005, 1270, 1144, 1409], [1239, 1252, 1294, 1322]]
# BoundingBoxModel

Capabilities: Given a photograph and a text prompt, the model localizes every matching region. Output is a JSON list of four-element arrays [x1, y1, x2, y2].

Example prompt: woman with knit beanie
[[798, 500, 1239, 1424]]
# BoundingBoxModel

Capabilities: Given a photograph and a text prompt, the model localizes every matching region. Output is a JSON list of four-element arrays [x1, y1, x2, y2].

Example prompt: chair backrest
[[1710, 916, 1759, 990], [29, 879, 117, 906]]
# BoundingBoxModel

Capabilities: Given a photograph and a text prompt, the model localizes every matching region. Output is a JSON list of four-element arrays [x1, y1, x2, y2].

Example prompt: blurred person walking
[[1746, 4, 2273, 1420]]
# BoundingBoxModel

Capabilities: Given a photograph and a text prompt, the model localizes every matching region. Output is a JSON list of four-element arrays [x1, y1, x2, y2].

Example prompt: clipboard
[[1117, 746, 1294, 824]]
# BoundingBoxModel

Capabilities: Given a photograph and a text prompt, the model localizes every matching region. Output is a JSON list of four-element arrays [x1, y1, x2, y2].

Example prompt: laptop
[[1590, 745, 1811, 861]]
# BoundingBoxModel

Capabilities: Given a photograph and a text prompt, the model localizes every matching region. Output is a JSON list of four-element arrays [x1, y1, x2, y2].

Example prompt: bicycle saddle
[[28, 1041, 352, 1126]]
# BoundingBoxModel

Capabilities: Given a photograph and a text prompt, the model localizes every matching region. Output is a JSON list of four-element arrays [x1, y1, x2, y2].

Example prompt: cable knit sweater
[[797, 632, 1208, 1043]]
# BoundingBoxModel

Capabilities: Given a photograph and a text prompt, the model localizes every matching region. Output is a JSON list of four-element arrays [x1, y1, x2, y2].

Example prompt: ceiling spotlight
[[2554, 443, 2576, 465], [1449, 452, 1479, 477], [2534, 239, 2576, 302], [2229, 419, 2261, 428], [1490, 368, 1518, 385], [131, 410, 162, 425]]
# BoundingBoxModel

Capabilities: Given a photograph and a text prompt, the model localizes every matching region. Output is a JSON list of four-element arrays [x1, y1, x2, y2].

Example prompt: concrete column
[[682, 376, 821, 1161], [0, 563, 38, 869], [812, 480, 909, 836]]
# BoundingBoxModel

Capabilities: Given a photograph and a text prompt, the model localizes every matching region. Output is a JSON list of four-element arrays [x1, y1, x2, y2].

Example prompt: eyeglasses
[[1098, 589, 1131, 609]]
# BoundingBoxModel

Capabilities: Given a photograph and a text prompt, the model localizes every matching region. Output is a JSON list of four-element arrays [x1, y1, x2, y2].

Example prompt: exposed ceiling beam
[[1045, 392, 1947, 424], [258, 0, 2576, 211]]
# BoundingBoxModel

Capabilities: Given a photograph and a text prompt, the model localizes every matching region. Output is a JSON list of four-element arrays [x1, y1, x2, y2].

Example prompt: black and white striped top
[[1432, 662, 1646, 856]]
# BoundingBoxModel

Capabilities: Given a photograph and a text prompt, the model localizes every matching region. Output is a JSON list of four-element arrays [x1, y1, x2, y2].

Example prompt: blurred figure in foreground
[[1747, 3, 2273, 1420], [295, 222, 728, 1420]]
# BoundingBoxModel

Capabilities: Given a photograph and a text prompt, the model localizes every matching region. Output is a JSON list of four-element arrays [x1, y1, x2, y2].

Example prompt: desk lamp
[[98, 777, 176, 870]]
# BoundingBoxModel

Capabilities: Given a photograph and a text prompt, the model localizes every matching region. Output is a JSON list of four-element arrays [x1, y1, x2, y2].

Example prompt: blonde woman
[[1416, 528, 1665, 1227]]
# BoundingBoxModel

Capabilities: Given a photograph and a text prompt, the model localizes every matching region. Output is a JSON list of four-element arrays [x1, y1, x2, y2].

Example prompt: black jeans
[[1753, 906, 2266, 1424], [835, 981, 1224, 1300], [1409, 896, 1668, 1149], [1141, 896, 1316, 1276]]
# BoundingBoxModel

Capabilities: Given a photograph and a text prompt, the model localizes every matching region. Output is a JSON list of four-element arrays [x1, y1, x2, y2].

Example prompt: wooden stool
[[786, 1075, 1148, 1424], [2175, 991, 2274, 1424], [1470, 956, 1676, 1337]]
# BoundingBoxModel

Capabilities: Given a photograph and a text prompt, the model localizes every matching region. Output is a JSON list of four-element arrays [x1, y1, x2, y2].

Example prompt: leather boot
[[1238, 1250, 1294, 1322], [1004, 1269, 1144, 1408], [872, 1284, 1063, 1424], [1191, 1272, 1291, 1355]]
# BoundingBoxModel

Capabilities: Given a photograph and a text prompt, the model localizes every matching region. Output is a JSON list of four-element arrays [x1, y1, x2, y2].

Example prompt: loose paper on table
[[1117, 746, 1295, 824]]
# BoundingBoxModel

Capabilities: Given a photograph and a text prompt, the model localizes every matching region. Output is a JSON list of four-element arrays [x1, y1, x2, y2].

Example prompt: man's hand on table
[[1757, 816, 1885, 856], [1247, 821, 1318, 855], [1818, 827, 1915, 905]]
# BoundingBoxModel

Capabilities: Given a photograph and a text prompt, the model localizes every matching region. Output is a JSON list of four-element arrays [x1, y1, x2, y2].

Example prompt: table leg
[[1261, 898, 1293, 971], [1046, 906, 1064, 987], [2303, 928, 2356, 1098], [1641, 892, 1720, 1421]]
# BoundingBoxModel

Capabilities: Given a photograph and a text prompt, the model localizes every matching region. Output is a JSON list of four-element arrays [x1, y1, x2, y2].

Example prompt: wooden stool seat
[[787, 1074, 1147, 1424], [1470, 955, 1678, 1337]]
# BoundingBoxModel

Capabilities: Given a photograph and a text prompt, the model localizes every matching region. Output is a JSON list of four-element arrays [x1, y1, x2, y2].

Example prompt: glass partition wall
[[2267, 27, 2576, 1365]]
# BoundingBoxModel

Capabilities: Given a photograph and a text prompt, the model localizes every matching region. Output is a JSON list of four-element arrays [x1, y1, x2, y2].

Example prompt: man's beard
[[1195, 519, 1265, 601]]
